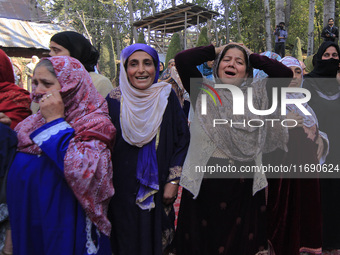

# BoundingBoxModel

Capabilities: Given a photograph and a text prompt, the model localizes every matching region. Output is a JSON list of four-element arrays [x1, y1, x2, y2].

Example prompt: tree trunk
[[336, 0, 339, 46], [128, 0, 138, 44], [323, 0, 335, 26], [89, 4, 96, 46], [207, 19, 212, 42], [151, 0, 156, 15], [223, 0, 230, 44], [275, 0, 285, 26], [76, 11, 92, 44], [110, 4, 121, 60], [307, 0, 315, 56], [172, 0, 176, 7], [64, 0, 68, 22], [264, 0, 272, 51], [285, 0, 292, 35], [235, 0, 241, 38]]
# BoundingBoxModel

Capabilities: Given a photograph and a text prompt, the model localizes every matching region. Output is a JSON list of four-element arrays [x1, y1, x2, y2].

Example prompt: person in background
[[49, 31, 114, 98], [264, 56, 328, 255], [196, 60, 214, 81], [159, 59, 175, 82], [273, 22, 288, 57], [0, 123, 17, 255], [25, 55, 39, 92], [299, 60, 307, 75], [106, 43, 190, 255], [0, 50, 31, 129], [321, 18, 339, 42], [10, 58, 23, 88], [159, 61, 165, 77], [253, 51, 282, 79], [0, 49, 31, 255], [7, 56, 116, 255]]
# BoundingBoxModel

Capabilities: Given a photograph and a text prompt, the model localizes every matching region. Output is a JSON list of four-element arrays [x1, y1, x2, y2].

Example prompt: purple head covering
[[119, 44, 171, 211], [121, 43, 160, 83]]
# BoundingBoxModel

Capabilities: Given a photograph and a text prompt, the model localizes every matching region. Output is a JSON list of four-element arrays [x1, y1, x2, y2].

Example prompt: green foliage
[[98, 33, 116, 81], [34, 0, 335, 60], [196, 27, 210, 47], [137, 31, 147, 44], [191, 0, 213, 10], [291, 37, 303, 61], [165, 33, 182, 65], [38, 0, 130, 72], [234, 33, 243, 43], [314, 0, 326, 51], [224, 0, 266, 53], [285, 0, 309, 52], [304, 54, 314, 73]]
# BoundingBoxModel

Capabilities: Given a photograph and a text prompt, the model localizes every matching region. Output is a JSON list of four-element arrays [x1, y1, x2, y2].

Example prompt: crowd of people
[[0, 26, 339, 255]]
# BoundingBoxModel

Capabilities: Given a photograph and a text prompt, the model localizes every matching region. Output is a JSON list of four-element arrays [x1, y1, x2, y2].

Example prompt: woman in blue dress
[[106, 44, 190, 255], [7, 56, 116, 255]]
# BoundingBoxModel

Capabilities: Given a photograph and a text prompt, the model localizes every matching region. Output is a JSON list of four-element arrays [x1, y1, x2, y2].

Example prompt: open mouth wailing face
[[218, 48, 248, 86]]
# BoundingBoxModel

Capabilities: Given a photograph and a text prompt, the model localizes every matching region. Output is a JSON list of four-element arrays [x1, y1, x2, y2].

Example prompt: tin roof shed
[[0, 0, 73, 58], [133, 3, 219, 52]]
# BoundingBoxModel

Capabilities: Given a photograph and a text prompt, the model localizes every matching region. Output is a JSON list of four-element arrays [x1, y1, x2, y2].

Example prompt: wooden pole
[[184, 11, 187, 49]]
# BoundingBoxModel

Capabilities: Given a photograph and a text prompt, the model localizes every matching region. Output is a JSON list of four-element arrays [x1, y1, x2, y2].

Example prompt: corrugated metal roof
[[0, 0, 48, 22], [0, 18, 73, 49]]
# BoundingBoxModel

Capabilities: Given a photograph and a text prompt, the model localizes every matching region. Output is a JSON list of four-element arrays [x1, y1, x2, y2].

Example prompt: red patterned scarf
[[0, 49, 31, 129], [15, 56, 116, 236]]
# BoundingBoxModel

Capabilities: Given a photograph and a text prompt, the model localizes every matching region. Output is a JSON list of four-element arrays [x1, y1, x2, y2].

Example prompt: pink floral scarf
[[15, 56, 116, 236]]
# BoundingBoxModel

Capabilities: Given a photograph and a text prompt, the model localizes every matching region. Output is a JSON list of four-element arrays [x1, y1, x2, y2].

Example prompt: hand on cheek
[[40, 89, 65, 123]]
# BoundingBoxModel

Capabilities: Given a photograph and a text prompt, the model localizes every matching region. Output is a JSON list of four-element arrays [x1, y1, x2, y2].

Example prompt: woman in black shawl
[[303, 41, 340, 252], [49, 31, 114, 98]]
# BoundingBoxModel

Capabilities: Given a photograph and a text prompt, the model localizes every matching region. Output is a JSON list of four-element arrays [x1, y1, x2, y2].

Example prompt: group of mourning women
[[1, 29, 340, 255]]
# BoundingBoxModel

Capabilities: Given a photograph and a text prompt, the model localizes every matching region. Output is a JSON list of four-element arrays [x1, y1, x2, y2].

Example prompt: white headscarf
[[280, 56, 317, 127], [119, 44, 171, 147]]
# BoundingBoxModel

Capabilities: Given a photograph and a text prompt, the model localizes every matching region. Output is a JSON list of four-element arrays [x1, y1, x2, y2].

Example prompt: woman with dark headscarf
[[303, 41, 340, 252], [159, 61, 165, 77], [106, 44, 190, 255], [265, 56, 328, 255], [7, 56, 116, 255], [49, 31, 114, 98]]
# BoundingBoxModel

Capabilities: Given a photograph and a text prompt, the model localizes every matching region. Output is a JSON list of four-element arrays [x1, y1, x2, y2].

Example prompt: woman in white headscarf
[[106, 44, 190, 255], [174, 42, 295, 255]]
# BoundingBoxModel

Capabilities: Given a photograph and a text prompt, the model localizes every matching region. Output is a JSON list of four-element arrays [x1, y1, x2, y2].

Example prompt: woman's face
[[218, 48, 247, 86], [126, 51, 156, 90], [322, 46, 339, 60], [33, 65, 61, 94], [49, 41, 71, 57], [159, 62, 164, 72], [288, 66, 303, 87], [168, 59, 175, 69]]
